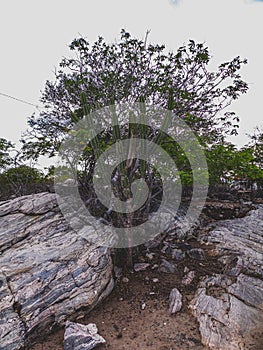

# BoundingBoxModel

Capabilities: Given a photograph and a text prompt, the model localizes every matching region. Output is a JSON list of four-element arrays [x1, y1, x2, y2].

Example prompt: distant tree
[[243, 127, 263, 186], [205, 142, 239, 184], [0, 138, 16, 172], [0, 165, 48, 200], [248, 127, 263, 170]]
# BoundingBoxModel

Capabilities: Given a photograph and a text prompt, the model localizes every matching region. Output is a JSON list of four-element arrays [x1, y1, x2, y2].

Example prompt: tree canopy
[[22, 29, 248, 161]]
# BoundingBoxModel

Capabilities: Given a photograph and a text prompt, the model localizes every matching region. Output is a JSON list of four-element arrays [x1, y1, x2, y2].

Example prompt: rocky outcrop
[[190, 205, 263, 350], [0, 192, 114, 350], [63, 321, 106, 350]]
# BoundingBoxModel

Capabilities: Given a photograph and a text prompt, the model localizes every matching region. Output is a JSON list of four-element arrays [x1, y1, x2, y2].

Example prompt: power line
[[0, 92, 40, 109]]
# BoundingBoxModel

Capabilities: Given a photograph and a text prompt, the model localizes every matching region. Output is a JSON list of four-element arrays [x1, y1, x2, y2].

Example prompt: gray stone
[[168, 288, 182, 315], [0, 193, 113, 350], [133, 263, 150, 272], [182, 270, 195, 286], [159, 259, 177, 274], [63, 321, 106, 350], [187, 248, 205, 261], [171, 248, 185, 261], [190, 205, 263, 350]]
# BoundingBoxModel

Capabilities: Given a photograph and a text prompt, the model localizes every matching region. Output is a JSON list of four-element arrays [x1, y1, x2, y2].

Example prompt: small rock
[[151, 264, 159, 270], [161, 244, 169, 254], [134, 263, 150, 272], [184, 266, 190, 273], [122, 277, 129, 283], [168, 288, 182, 315], [141, 302, 146, 310], [182, 271, 195, 285], [146, 252, 155, 260], [63, 321, 106, 350], [159, 259, 177, 273], [187, 248, 205, 261], [171, 248, 185, 260], [153, 278, 159, 283]]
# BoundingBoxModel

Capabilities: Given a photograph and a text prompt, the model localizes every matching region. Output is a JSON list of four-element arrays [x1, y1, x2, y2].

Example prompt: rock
[[168, 288, 182, 315], [153, 278, 159, 283], [141, 302, 146, 310], [202, 205, 263, 278], [182, 271, 195, 286], [122, 277, 129, 283], [171, 248, 185, 261], [151, 264, 159, 270], [187, 248, 205, 261], [190, 274, 263, 350], [159, 259, 177, 273], [145, 252, 155, 261], [0, 193, 114, 350], [133, 263, 150, 272], [190, 205, 263, 350], [63, 321, 106, 350]]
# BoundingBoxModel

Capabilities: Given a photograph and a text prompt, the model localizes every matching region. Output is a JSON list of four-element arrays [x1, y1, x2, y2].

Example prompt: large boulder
[[0, 192, 114, 350], [190, 205, 263, 350]]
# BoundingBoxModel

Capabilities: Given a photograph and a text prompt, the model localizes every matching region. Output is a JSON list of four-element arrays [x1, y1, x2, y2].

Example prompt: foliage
[[22, 29, 248, 160], [0, 165, 50, 200], [248, 127, 263, 170], [206, 140, 263, 186], [0, 138, 16, 172]]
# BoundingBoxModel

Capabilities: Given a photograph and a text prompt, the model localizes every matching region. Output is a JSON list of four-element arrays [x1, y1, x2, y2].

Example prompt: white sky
[[0, 0, 262, 165]]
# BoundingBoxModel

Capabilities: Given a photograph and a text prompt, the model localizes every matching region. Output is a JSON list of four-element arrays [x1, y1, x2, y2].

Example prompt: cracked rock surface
[[190, 205, 263, 350], [0, 192, 114, 350]]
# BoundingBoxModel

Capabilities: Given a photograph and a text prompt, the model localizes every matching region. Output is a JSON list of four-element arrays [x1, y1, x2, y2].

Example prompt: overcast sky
[[1, 0, 262, 165]]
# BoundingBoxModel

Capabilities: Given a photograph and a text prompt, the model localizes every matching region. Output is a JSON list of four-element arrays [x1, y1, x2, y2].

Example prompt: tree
[[21, 30, 249, 264], [0, 138, 53, 200], [205, 142, 239, 184], [242, 127, 263, 186], [0, 138, 16, 172], [22, 29, 248, 160], [248, 127, 263, 170], [0, 165, 49, 200]]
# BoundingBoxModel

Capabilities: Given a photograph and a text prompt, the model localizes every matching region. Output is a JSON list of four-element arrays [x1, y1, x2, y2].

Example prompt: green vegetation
[[1, 31, 262, 203]]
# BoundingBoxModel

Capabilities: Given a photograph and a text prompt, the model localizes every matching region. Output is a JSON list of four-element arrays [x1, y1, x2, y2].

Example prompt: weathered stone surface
[[171, 248, 185, 261], [0, 192, 114, 350], [133, 263, 150, 272], [168, 288, 182, 315], [159, 259, 177, 274], [190, 205, 263, 350], [187, 248, 205, 261], [63, 321, 106, 350], [182, 270, 195, 286]]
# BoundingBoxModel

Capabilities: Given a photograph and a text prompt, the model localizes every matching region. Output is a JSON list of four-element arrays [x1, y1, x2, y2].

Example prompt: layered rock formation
[[190, 205, 263, 350], [0, 192, 114, 350]]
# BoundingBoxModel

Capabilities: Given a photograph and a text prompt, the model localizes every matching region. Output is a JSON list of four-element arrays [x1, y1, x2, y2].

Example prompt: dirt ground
[[32, 239, 221, 350]]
